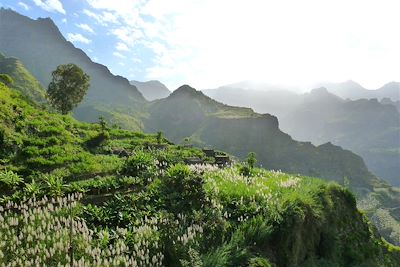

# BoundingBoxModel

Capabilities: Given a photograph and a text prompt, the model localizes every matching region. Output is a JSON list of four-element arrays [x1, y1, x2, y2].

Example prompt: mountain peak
[[380, 81, 400, 89], [305, 87, 343, 104], [310, 87, 329, 94], [171, 84, 199, 96], [343, 80, 363, 87]]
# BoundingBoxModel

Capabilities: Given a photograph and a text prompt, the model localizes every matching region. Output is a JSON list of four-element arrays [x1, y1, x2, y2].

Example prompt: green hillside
[[145, 85, 400, 245], [2, 81, 400, 266], [0, 9, 145, 127], [0, 52, 46, 103]]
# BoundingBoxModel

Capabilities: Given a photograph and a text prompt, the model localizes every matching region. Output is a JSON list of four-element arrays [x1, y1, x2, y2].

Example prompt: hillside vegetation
[[145, 85, 400, 246], [0, 52, 46, 103], [2, 82, 400, 266]]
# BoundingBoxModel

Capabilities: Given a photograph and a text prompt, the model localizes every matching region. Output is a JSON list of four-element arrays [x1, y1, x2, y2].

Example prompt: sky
[[0, 0, 399, 91]]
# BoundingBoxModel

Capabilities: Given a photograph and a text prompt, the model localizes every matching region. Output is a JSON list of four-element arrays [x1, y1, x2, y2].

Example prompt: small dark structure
[[215, 155, 231, 167], [202, 148, 215, 158], [184, 157, 204, 165]]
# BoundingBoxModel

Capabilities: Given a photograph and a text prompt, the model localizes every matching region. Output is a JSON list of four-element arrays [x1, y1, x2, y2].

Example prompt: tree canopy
[[47, 64, 90, 114]]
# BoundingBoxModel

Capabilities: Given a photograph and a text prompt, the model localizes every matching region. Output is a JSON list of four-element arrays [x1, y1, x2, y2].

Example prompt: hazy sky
[[1, 0, 399, 90]]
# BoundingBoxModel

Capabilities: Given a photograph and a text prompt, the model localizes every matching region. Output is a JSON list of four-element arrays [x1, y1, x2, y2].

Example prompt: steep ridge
[[0, 8, 146, 127]]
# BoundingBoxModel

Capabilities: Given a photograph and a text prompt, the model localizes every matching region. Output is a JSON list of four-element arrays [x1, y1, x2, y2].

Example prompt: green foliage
[[157, 131, 163, 144], [246, 152, 257, 169], [0, 73, 13, 85], [47, 63, 90, 114], [121, 150, 157, 178], [160, 164, 207, 212], [0, 53, 46, 102], [239, 164, 252, 177], [85, 131, 110, 148], [0, 170, 23, 192], [248, 258, 272, 267], [1, 81, 400, 266], [98, 116, 107, 132], [42, 174, 64, 197]]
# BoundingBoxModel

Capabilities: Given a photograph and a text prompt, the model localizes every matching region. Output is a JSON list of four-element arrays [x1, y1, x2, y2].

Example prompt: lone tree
[[47, 64, 90, 114], [156, 131, 163, 144], [246, 152, 257, 169]]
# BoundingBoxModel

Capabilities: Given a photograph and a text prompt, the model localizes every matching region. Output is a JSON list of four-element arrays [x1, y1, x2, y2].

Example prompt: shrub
[[85, 132, 110, 148], [248, 257, 272, 267], [0, 170, 23, 192], [121, 150, 157, 178], [239, 165, 252, 177], [160, 164, 206, 212]]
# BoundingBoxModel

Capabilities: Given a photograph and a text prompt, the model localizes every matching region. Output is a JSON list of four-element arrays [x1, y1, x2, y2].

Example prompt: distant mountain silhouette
[[130, 80, 170, 101], [203, 83, 400, 185], [280, 88, 400, 185], [147, 85, 379, 188], [203, 86, 301, 117], [318, 80, 400, 101]]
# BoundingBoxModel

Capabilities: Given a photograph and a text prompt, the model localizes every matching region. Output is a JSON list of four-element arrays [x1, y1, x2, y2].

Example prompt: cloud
[[82, 9, 118, 26], [116, 42, 130, 52], [84, 0, 400, 90], [76, 23, 95, 34], [110, 27, 143, 46], [132, 57, 142, 63], [18, 2, 30, 10], [32, 0, 65, 14], [61, 18, 67, 23], [67, 33, 91, 44], [113, 51, 126, 59]]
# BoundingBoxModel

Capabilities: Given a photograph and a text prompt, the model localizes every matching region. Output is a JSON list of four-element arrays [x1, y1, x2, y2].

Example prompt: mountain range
[[204, 84, 400, 185], [280, 88, 400, 185], [2, 8, 400, 244], [318, 80, 400, 101]]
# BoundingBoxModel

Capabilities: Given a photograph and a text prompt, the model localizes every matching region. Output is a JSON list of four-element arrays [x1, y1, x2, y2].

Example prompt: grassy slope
[[0, 52, 46, 103], [1, 83, 400, 266], [0, 83, 202, 192]]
